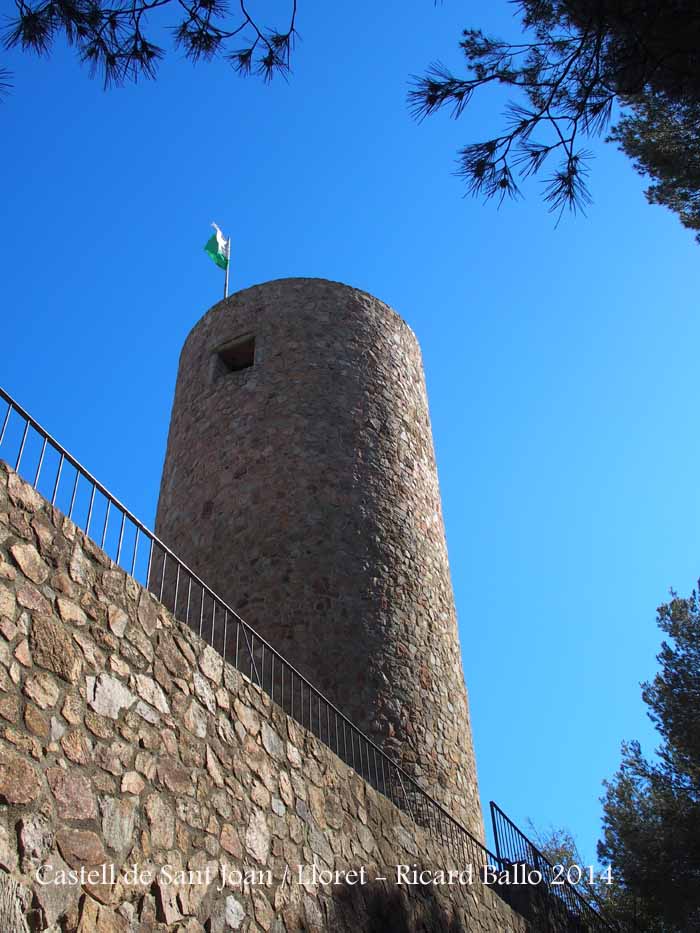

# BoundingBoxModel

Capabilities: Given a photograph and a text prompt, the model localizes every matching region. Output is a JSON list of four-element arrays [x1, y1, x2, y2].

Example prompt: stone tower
[[154, 278, 482, 839]]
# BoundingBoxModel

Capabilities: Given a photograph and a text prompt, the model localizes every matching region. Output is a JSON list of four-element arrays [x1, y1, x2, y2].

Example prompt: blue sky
[[3, 0, 700, 867]]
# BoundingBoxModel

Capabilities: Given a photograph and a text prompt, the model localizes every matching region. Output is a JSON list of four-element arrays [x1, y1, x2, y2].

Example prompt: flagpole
[[224, 238, 231, 299]]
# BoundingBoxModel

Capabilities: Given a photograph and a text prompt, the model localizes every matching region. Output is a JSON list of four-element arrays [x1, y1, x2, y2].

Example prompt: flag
[[204, 223, 230, 270]]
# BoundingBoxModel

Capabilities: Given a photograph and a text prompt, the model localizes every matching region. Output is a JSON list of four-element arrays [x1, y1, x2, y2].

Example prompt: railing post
[[490, 800, 503, 865]]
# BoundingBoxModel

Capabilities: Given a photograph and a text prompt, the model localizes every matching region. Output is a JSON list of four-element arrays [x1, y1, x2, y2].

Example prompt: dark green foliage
[[3, 0, 296, 88], [609, 98, 700, 242], [598, 587, 700, 931], [409, 1, 700, 233]]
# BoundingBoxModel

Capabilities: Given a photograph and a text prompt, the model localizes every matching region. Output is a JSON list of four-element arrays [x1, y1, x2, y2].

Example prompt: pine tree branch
[[3, 0, 298, 86]]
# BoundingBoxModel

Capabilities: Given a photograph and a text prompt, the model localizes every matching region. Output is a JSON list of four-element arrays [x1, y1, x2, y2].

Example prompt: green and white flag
[[204, 222, 230, 270]]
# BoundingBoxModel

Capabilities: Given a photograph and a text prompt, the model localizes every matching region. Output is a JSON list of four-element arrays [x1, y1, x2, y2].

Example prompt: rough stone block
[[29, 615, 82, 682]]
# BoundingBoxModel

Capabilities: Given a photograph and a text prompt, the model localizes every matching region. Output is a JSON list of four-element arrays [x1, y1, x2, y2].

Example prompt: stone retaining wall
[[0, 460, 535, 932]]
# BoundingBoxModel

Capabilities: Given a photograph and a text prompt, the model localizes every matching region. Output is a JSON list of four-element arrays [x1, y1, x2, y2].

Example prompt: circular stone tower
[[155, 278, 482, 838]]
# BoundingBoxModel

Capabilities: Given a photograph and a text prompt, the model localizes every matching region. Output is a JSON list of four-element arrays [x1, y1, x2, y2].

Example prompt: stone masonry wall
[[0, 460, 537, 933], [154, 278, 482, 839]]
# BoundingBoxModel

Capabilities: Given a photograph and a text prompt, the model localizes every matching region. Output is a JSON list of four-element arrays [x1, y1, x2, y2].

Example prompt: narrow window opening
[[217, 335, 255, 373]]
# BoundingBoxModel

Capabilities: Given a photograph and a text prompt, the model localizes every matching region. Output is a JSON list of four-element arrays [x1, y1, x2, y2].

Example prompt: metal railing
[[0, 386, 494, 868], [491, 802, 617, 930], [0, 383, 614, 931]]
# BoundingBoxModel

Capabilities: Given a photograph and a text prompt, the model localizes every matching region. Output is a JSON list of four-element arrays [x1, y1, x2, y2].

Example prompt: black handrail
[[0, 385, 494, 872], [491, 801, 618, 931]]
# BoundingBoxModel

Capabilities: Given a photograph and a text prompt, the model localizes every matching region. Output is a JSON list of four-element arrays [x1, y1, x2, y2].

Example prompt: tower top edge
[[188, 276, 416, 345]]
